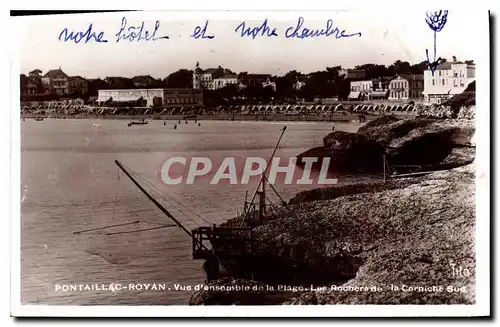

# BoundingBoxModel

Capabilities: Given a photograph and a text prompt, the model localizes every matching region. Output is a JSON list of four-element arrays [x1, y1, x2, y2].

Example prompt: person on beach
[[174, 124, 177, 130]]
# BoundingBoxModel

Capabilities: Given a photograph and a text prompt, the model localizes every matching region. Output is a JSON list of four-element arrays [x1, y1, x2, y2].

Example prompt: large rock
[[363, 118, 475, 167], [357, 115, 400, 134], [297, 117, 475, 173], [297, 131, 385, 173]]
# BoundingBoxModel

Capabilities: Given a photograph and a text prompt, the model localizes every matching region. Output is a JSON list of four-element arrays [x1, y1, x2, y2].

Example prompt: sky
[[13, 10, 487, 79]]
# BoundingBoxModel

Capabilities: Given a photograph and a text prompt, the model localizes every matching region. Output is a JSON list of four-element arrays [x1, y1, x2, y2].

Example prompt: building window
[[442, 79, 445, 85], [439, 71, 441, 77], [460, 80, 464, 87], [454, 79, 458, 87], [432, 79, 435, 86]]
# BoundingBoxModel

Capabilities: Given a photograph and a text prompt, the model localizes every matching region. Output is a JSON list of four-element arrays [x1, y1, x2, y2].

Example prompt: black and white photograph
[[9, 8, 490, 317]]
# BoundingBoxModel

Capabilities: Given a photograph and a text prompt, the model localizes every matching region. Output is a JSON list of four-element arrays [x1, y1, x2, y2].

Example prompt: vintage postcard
[[10, 8, 490, 317]]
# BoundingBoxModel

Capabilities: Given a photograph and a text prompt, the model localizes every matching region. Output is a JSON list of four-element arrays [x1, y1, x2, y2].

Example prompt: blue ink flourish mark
[[115, 17, 169, 42], [58, 24, 108, 44], [285, 17, 362, 39], [191, 20, 215, 39], [235, 19, 278, 39], [425, 10, 449, 75]]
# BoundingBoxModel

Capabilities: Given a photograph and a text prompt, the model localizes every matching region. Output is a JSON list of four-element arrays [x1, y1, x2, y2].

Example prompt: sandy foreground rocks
[[190, 116, 476, 305], [190, 163, 475, 305]]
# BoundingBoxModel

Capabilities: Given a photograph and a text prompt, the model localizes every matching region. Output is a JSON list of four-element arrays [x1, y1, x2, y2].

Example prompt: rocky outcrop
[[444, 81, 476, 113], [297, 116, 475, 174], [356, 115, 400, 134], [288, 179, 416, 205], [195, 164, 475, 305], [297, 131, 385, 173], [283, 164, 475, 305], [360, 118, 475, 168]]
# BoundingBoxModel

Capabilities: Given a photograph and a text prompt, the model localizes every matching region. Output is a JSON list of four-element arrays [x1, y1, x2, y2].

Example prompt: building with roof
[[193, 63, 237, 90], [388, 75, 409, 101], [370, 77, 390, 100], [97, 88, 202, 107], [348, 80, 373, 100], [42, 68, 69, 95], [212, 74, 238, 90], [422, 60, 475, 104], [238, 73, 271, 88], [388, 74, 425, 101], [132, 75, 159, 88], [407, 74, 424, 99], [262, 77, 276, 91], [68, 76, 89, 95], [339, 68, 366, 80]]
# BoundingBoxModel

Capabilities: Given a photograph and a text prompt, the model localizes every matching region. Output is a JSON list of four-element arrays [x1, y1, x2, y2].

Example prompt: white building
[[193, 68, 217, 90], [348, 80, 373, 100], [193, 64, 238, 90], [262, 77, 276, 91], [293, 80, 306, 91], [422, 61, 475, 104], [97, 88, 203, 107], [98, 89, 165, 106], [212, 74, 238, 90], [388, 76, 409, 101]]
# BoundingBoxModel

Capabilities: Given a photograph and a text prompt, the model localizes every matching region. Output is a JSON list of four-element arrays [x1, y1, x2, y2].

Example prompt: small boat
[[128, 120, 148, 126]]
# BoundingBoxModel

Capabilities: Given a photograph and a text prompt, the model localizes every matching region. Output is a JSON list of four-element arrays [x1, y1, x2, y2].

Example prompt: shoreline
[[22, 112, 418, 123]]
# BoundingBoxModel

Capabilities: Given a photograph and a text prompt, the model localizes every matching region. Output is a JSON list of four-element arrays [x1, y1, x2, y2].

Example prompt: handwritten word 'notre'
[[285, 17, 362, 39], [235, 19, 279, 39], [115, 17, 169, 42], [58, 24, 108, 44]]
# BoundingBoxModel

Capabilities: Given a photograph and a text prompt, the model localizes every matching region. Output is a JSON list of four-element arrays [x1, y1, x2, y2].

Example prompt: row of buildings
[[347, 61, 475, 103], [22, 59, 475, 108], [96, 88, 203, 107], [348, 75, 425, 101], [20, 69, 90, 96], [192, 64, 277, 91], [20, 69, 164, 97]]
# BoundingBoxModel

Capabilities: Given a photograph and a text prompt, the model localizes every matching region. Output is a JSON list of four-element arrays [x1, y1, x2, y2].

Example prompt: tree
[[165, 69, 193, 88], [388, 60, 412, 75], [410, 61, 429, 74], [354, 64, 390, 78], [88, 78, 110, 96]]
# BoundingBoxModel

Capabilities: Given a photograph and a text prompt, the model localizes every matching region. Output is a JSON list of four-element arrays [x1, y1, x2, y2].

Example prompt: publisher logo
[[160, 156, 337, 185]]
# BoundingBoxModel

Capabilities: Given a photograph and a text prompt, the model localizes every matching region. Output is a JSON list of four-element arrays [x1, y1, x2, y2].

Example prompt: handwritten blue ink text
[[285, 17, 362, 39], [58, 24, 108, 44], [235, 19, 278, 39], [115, 17, 169, 42], [191, 20, 215, 39]]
